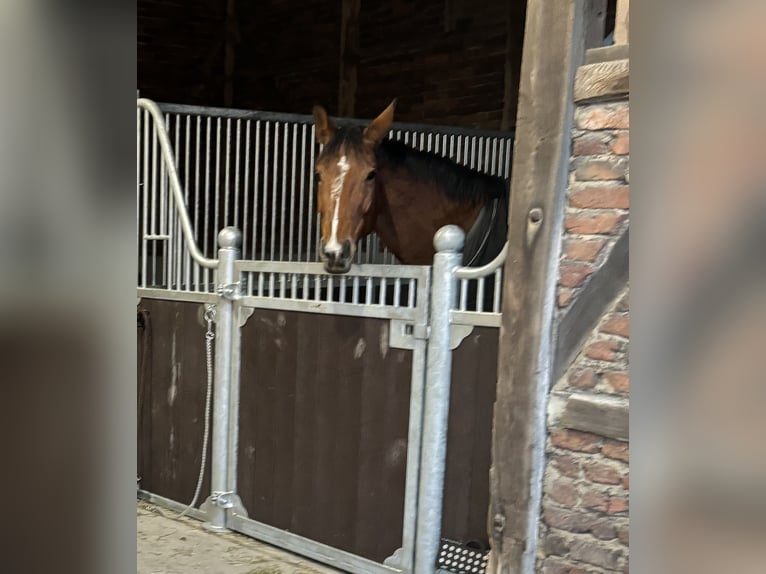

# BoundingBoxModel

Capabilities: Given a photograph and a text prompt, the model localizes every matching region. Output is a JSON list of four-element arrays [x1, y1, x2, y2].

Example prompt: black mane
[[321, 125, 507, 203]]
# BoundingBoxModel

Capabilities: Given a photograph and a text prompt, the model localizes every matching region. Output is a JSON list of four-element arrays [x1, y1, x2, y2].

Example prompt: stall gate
[[136, 98, 511, 574]]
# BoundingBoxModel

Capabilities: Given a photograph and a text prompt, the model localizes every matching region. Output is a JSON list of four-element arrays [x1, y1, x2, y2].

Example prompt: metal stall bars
[[137, 98, 247, 531], [139, 101, 514, 279]]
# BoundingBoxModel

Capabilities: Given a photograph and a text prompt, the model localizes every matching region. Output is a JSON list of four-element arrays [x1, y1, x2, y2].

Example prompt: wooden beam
[[585, 0, 607, 49], [554, 228, 629, 382], [574, 58, 629, 102], [614, 0, 629, 45], [338, 0, 360, 117], [561, 393, 629, 441], [585, 43, 629, 64], [488, 1, 589, 572]]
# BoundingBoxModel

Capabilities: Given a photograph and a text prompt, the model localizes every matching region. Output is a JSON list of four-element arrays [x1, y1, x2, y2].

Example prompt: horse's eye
[[365, 170, 376, 181], [315, 172, 322, 182]]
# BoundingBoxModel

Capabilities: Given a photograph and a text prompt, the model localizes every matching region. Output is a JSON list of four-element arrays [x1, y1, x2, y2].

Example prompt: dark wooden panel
[[237, 311, 413, 562], [137, 301, 499, 562], [137, 300, 211, 507], [443, 328, 499, 547]]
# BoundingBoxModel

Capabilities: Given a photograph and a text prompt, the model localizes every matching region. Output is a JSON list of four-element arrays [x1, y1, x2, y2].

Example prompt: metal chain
[[178, 304, 216, 518]]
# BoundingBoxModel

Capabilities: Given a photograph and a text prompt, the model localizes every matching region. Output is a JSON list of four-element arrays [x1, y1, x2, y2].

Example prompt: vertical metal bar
[[340, 276, 347, 303], [261, 122, 270, 260], [174, 115, 183, 289], [298, 124, 306, 260], [243, 120, 251, 259], [160, 115, 168, 237], [136, 106, 141, 285], [314, 274, 321, 301], [234, 119, 242, 229], [204, 117, 212, 290], [215, 118, 222, 253], [365, 277, 372, 305], [271, 122, 279, 260], [289, 123, 298, 260], [408, 278, 415, 308], [460, 279, 468, 311], [492, 138, 499, 177], [379, 277, 387, 306], [279, 123, 288, 260], [252, 120, 261, 259], [149, 118, 158, 286], [352, 276, 359, 304], [141, 109, 149, 288], [326, 276, 333, 302], [184, 115, 192, 290], [415, 225, 463, 574], [224, 118, 232, 227], [477, 276, 485, 312], [307, 125, 316, 262], [257, 271, 264, 298], [394, 277, 401, 307], [194, 116, 202, 291], [202, 227, 240, 532]]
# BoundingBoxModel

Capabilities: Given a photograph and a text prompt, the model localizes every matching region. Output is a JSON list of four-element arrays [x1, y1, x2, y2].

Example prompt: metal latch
[[217, 282, 240, 301]]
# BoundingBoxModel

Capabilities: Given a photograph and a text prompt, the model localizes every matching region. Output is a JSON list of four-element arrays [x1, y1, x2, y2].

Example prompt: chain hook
[[204, 305, 216, 341]]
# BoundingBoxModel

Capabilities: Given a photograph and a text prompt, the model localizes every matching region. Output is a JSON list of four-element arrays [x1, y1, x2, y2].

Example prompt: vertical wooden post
[[614, 0, 629, 45], [501, 0, 527, 131], [338, 0, 360, 117], [488, 0, 588, 572], [585, 0, 607, 49], [223, 0, 238, 107]]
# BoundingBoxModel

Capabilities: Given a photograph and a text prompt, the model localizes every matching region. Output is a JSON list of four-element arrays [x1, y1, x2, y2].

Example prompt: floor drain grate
[[437, 539, 489, 574]]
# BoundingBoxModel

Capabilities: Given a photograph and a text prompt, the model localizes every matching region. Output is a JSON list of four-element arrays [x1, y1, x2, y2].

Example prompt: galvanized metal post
[[415, 225, 464, 573], [202, 226, 241, 532]]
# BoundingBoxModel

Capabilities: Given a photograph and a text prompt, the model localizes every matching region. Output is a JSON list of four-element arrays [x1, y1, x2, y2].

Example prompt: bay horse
[[312, 101, 509, 274]]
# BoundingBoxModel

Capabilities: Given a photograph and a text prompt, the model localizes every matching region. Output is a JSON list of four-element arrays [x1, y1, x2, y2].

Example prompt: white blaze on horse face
[[326, 154, 350, 254]]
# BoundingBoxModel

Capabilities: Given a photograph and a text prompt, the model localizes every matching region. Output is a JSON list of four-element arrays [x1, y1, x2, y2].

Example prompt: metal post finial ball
[[218, 226, 242, 249], [433, 225, 465, 253]]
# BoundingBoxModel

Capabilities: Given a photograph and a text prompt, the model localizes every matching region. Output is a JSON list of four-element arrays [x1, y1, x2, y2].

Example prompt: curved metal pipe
[[138, 98, 219, 269], [454, 241, 508, 279]]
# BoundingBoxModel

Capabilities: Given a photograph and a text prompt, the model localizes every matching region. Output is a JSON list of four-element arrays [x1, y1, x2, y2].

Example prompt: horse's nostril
[[341, 240, 351, 260]]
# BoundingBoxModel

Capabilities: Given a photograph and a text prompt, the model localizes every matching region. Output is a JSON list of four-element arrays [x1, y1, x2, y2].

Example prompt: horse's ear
[[364, 99, 396, 146], [312, 105, 336, 145]]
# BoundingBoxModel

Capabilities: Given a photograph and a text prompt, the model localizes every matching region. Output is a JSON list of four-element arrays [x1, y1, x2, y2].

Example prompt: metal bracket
[[217, 282, 241, 301], [238, 307, 254, 327], [383, 547, 405, 569], [449, 324, 474, 350], [389, 319, 430, 350], [200, 492, 249, 515]]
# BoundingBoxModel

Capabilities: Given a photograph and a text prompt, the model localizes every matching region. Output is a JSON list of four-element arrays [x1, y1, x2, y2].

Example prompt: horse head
[[312, 101, 396, 273]]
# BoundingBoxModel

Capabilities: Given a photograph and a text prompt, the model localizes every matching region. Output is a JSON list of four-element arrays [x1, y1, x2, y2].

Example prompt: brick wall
[[559, 101, 629, 309], [138, 0, 526, 129], [539, 92, 630, 572]]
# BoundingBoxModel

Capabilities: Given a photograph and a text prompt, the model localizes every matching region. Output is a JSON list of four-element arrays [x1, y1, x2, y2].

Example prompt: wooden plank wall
[[138, 300, 499, 562]]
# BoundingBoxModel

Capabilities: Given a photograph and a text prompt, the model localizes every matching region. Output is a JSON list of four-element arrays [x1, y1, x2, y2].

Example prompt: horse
[[311, 100, 509, 275]]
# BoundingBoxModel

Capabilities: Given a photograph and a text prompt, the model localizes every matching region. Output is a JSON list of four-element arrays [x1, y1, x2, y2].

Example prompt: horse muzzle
[[321, 239, 353, 274]]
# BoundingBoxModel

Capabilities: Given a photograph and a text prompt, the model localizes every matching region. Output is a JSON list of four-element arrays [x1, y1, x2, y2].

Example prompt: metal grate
[[437, 539, 489, 574]]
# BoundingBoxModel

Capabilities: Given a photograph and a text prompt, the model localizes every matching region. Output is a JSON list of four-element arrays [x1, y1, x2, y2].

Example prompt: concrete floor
[[137, 502, 342, 574]]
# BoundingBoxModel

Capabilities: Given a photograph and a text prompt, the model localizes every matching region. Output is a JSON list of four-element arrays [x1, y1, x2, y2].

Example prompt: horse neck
[[371, 167, 484, 265]]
